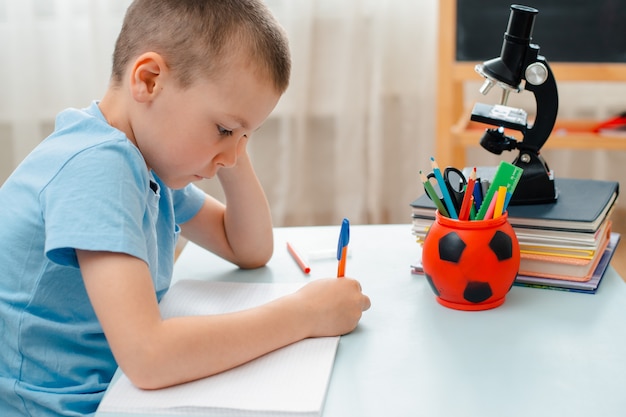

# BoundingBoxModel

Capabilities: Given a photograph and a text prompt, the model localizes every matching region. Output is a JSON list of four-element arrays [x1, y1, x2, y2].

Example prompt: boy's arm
[[181, 148, 273, 269], [77, 249, 370, 390]]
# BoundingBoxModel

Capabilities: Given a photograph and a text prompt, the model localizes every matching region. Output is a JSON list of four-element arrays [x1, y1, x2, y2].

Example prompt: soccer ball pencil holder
[[422, 211, 520, 311]]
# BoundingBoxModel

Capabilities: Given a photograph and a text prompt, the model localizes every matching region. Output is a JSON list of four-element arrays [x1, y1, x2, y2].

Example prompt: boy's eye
[[217, 126, 233, 137]]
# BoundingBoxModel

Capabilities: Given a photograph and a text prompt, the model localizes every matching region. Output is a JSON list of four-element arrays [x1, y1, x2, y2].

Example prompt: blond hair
[[111, 0, 291, 93]]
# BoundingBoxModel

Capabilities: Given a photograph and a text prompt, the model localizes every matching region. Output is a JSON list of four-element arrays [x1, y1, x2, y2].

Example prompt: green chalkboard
[[456, 0, 626, 63]]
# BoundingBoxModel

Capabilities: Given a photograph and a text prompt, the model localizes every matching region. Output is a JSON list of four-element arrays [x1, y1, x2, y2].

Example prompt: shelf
[[451, 62, 626, 83], [452, 118, 626, 151]]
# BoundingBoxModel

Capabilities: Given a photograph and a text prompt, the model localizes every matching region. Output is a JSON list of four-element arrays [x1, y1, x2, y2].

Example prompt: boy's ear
[[129, 52, 168, 102]]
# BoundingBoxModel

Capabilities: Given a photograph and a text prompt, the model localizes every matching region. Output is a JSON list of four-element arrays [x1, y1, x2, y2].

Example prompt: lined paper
[[98, 281, 339, 417]]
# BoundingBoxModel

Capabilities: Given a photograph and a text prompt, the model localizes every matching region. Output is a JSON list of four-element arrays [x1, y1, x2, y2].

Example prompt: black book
[[411, 177, 619, 233]]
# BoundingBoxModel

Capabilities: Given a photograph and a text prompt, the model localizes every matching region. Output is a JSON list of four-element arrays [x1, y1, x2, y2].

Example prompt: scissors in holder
[[425, 167, 467, 214]]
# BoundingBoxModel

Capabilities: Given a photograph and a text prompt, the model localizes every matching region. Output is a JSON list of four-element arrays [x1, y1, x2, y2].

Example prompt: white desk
[[107, 225, 626, 417]]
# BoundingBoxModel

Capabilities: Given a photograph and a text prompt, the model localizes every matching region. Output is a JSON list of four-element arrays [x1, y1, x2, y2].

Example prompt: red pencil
[[458, 167, 476, 221]]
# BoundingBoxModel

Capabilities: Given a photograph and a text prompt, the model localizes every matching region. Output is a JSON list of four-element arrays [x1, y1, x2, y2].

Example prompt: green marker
[[475, 161, 523, 220]]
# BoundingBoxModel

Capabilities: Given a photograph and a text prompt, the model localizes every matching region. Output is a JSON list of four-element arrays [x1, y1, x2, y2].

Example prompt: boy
[[0, 1, 371, 415]]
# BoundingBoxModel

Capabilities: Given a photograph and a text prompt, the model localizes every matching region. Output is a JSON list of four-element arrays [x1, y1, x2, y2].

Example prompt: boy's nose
[[216, 142, 239, 169], [219, 154, 237, 169]]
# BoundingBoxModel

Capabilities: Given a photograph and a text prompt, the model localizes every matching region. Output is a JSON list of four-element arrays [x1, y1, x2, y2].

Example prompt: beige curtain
[[0, 0, 127, 179], [242, 0, 439, 226], [1, 0, 623, 228]]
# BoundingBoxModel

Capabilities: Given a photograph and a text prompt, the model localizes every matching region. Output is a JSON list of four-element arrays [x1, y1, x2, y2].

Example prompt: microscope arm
[[519, 56, 559, 153]]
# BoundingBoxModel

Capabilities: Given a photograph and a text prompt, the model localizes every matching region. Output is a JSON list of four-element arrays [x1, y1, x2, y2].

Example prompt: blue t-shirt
[[0, 102, 206, 416]]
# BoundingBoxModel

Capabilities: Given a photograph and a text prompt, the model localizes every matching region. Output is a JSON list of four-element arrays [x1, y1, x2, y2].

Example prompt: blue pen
[[336, 218, 350, 278], [430, 157, 458, 219]]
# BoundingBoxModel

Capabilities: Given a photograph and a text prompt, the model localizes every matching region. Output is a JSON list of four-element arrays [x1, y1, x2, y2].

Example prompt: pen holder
[[422, 211, 520, 311]]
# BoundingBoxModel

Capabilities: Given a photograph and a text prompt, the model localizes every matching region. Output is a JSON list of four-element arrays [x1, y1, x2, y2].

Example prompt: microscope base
[[508, 151, 557, 205]]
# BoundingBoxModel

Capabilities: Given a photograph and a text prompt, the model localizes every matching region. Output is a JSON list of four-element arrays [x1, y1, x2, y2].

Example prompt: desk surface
[[111, 225, 626, 417]]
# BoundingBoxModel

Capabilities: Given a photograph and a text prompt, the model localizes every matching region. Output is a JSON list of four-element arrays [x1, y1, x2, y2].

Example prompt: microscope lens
[[505, 5, 538, 42]]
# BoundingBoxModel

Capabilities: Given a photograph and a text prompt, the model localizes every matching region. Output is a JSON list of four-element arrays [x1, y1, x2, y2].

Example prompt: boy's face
[[131, 56, 281, 189]]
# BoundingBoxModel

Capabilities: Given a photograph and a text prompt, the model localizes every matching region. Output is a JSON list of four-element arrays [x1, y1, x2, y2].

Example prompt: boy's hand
[[182, 140, 274, 269], [293, 278, 371, 337]]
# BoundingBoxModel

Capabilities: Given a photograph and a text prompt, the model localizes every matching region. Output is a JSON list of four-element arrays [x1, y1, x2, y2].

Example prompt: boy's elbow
[[126, 373, 164, 391], [118, 350, 166, 390], [237, 245, 273, 269], [115, 341, 181, 391], [122, 360, 185, 391]]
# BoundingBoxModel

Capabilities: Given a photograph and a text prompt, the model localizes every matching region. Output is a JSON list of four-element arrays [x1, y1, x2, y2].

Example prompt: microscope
[[471, 4, 559, 205]]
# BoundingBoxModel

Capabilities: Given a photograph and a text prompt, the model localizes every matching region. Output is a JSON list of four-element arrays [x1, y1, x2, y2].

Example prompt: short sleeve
[[172, 183, 206, 225], [42, 141, 151, 268]]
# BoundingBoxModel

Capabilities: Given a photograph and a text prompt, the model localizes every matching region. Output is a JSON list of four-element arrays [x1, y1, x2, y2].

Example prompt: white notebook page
[[98, 280, 339, 417]]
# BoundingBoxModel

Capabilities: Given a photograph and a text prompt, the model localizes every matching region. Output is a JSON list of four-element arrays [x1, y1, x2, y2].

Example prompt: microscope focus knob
[[525, 62, 548, 86]]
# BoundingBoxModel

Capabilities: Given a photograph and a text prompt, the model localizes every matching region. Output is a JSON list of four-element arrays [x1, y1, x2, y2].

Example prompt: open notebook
[[97, 280, 339, 417]]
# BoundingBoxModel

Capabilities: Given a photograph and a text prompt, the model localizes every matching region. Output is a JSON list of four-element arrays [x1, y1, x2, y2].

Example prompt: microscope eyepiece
[[505, 5, 538, 44], [479, 4, 539, 89]]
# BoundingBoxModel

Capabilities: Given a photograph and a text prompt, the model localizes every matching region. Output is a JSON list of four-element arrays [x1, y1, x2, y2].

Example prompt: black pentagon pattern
[[489, 231, 513, 261], [463, 281, 493, 303], [438, 232, 466, 263]]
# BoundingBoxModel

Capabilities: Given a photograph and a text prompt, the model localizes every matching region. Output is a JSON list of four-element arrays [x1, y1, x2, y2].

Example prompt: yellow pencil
[[493, 185, 508, 218]]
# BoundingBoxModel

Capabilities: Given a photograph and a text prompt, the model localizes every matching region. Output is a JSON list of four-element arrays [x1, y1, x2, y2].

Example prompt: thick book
[[411, 177, 619, 232], [97, 280, 339, 417], [512, 219, 612, 248], [517, 225, 612, 281], [514, 233, 621, 293]]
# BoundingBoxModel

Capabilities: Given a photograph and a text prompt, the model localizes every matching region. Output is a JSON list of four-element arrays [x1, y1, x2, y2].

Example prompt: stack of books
[[411, 175, 620, 294]]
